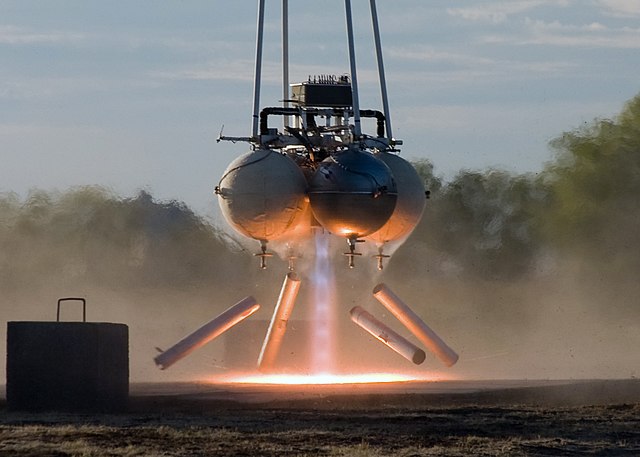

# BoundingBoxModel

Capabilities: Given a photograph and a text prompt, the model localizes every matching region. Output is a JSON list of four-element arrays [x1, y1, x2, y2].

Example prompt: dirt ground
[[1, 379, 639, 456]]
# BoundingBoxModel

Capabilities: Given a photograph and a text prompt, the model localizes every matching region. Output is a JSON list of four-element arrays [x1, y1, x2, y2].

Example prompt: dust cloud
[[2, 95, 640, 382], [384, 94, 640, 380]]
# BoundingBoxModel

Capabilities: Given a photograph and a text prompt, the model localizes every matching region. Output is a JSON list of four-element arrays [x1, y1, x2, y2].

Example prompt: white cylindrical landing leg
[[258, 272, 301, 370], [373, 283, 458, 367]]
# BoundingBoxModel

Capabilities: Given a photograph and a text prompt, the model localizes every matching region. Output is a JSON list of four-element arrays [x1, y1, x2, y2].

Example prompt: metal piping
[[259, 107, 384, 137], [360, 110, 386, 137]]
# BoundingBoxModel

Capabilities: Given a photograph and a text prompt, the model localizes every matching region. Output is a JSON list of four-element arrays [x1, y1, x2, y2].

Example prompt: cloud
[[0, 25, 83, 45], [519, 19, 640, 48], [386, 46, 494, 66], [0, 75, 167, 104], [0, 122, 104, 137], [480, 18, 640, 49], [447, 1, 571, 24], [597, 0, 640, 17], [0, 23, 250, 57], [393, 99, 621, 140], [154, 59, 261, 83], [154, 61, 382, 88], [385, 45, 575, 87]]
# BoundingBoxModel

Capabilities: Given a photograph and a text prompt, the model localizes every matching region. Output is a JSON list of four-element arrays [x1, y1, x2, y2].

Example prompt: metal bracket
[[373, 252, 391, 271], [254, 241, 274, 270], [344, 236, 364, 268]]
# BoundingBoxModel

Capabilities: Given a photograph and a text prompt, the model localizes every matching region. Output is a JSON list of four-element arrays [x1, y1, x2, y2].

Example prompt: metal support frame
[[282, 0, 290, 129], [241, 0, 397, 150], [344, 0, 362, 138], [369, 0, 393, 140], [251, 0, 266, 139]]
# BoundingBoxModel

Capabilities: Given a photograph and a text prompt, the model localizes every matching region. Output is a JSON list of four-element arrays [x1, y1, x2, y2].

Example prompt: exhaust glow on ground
[[212, 372, 441, 385]]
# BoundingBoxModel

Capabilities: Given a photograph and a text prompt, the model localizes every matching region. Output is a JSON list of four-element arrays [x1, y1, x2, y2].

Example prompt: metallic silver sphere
[[366, 152, 426, 244], [308, 146, 397, 238], [217, 149, 309, 242]]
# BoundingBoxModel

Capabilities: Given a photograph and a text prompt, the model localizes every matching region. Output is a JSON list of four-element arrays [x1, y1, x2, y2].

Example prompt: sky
[[2, 0, 640, 219]]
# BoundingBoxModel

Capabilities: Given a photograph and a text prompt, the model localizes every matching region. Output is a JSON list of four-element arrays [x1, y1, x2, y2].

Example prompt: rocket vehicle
[[216, 0, 427, 270], [154, 1, 459, 373]]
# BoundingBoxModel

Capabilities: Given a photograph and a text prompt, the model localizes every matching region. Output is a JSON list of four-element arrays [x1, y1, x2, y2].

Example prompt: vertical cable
[[251, 0, 266, 139], [282, 0, 290, 129], [344, 0, 362, 138], [369, 0, 393, 140]]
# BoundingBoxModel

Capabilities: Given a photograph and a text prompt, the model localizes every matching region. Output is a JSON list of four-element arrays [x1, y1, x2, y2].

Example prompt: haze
[[1, 1, 639, 382]]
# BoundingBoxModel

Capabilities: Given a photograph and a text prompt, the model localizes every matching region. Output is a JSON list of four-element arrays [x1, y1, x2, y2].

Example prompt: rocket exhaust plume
[[311, 231, 336, 373], [257, 272, 301, 371], [373, 283, 458, 367], [350, 306, 426, 365], [154, 296, 260, 370]]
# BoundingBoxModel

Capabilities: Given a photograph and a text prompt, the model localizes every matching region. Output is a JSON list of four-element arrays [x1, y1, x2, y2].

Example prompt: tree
[[543, 94, 640, 272]]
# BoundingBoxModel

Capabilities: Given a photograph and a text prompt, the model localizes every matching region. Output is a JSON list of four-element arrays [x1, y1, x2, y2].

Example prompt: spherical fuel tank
[[217, 149, 308, 242], [366, 152, 426, 244], [308, 147, 397, 238]]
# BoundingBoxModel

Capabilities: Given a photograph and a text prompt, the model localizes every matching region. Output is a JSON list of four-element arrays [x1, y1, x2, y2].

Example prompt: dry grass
[[1, 403, 639, 456], [1, 381, 639, 456]]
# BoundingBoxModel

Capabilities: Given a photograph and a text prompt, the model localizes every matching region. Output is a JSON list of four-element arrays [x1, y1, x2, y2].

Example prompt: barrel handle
[[57, 297, 87, 322]]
